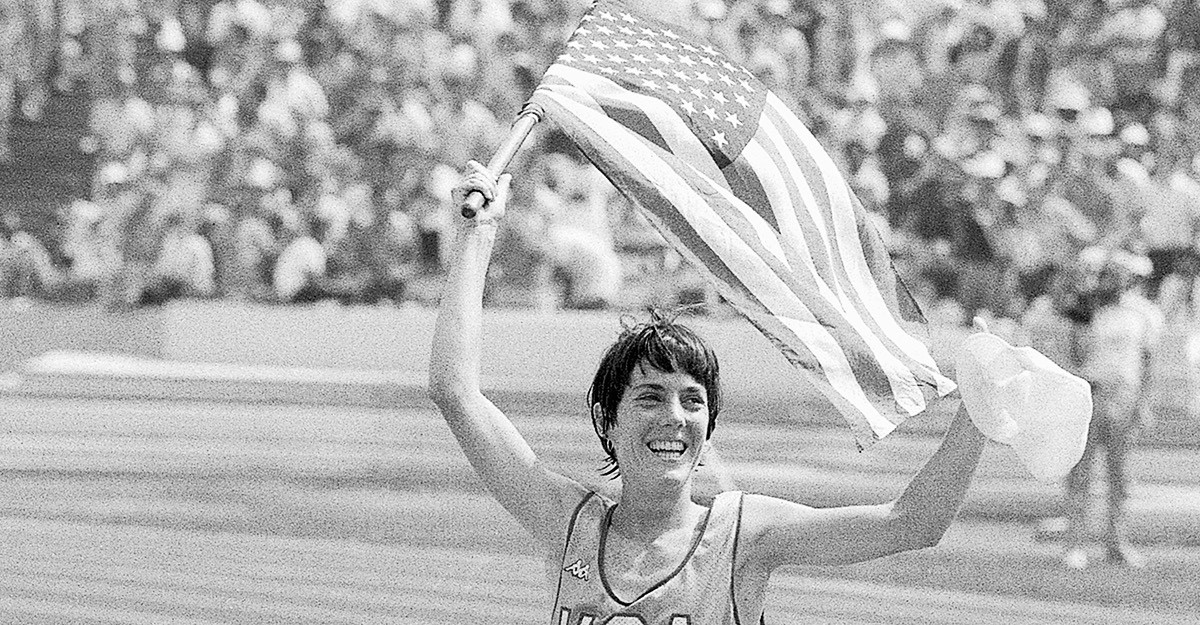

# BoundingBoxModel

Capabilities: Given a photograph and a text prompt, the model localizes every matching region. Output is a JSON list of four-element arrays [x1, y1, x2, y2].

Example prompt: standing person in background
[[272, 210, 332, 304], [0, 214, 61, 300], [1062, 248, 1162, 569], [137, 211, 216, 306], [231, 205, 280, 302]]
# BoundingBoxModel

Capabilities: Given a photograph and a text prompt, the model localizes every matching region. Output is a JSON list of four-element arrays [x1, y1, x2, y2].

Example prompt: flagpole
[[460, 102, 545, 218]]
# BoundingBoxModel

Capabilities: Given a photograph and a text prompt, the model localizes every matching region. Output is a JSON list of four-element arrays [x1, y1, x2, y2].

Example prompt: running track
[[0, 396, 1196, 624]]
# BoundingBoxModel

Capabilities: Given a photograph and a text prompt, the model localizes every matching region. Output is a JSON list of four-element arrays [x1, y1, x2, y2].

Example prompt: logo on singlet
[[563, 558, 591, 581]]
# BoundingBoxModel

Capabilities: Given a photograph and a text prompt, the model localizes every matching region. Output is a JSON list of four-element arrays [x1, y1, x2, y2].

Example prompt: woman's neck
[[611, 481, 704, 541]]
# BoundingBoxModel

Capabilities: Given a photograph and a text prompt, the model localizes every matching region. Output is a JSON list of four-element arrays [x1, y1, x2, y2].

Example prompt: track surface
[[1, 396, 1198, 624]]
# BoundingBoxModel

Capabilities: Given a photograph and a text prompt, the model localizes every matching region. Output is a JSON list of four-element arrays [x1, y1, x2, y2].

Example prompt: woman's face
[[601, 363, 710, 486]]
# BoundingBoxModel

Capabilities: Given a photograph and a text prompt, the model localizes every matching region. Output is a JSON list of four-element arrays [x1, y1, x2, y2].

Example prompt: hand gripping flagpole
[[460, 102, 545, 218]]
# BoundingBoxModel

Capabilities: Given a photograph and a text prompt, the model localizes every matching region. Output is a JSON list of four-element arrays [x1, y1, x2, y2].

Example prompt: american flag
[[528, 0, 956, 447]]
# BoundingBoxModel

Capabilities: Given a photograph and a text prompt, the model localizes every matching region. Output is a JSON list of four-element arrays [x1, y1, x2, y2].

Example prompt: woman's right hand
[[452, 160, 511, 227]]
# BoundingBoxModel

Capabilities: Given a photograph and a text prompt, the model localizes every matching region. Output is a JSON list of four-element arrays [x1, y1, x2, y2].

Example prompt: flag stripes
[[534, 88, 906, 440], [528, 1, 956, 446], [543, 66, 729, 189]]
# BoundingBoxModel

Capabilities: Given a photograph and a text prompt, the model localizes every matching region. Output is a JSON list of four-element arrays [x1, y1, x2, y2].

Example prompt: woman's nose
[[659, 398, 688, 425]]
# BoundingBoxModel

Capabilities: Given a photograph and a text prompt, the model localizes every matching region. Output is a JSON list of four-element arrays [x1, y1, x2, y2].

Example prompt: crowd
[[0, 0, 1199, 324]]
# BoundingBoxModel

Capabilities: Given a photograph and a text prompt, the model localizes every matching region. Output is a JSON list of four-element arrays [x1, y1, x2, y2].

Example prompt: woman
[[429, 161, 988, 623]]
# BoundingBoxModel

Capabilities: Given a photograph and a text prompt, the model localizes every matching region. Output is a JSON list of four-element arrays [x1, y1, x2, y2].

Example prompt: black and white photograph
[[1, 0, 1198, 622]]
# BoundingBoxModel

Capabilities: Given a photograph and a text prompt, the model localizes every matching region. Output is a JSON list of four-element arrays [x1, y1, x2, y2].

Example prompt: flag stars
[[567, 40, 584, 49], [695, 72, 713, 84], [719, 74, 734, 86], [739, 79, 755, 92], [725, 113, 742, 128], [679, 55, 696, 66], [702, 45, 719, 56], [631, 53, 650, 63], [648, 67, 667, 78], [558, 54, 575, 64], [656, 53, 673, 64], [625, 66, 644, 76], [689, 87, 707, 99], [641, 27, 656, 36], [583, 53, 601, 64], [665, 82, 683, 93], [619, 26, 636, 36], [681, 43, 698, 52], [621, 12, 638, 23], [722, 61, 738, 72], [599, 66, 617, 74], [637, 39, 656, 48], [711, 91, 727, 104], [600, 11, 616, 20], [735, 93, 749, 107], [642, 79, 660, 90], [659, 41, 676, 50], [700, 56, 717, 67], [595, 25, 614, 35], [710, 130, 728, 149], [614, 40, 633, 49], [681, 101, 697, 114], [591, 40, 608, 50], [703, 107, 719, 121], [663, 29, 679, 39], [674, 70, 690, 81]]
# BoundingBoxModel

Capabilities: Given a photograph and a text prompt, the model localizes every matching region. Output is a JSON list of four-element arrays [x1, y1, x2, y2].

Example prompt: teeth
[[647, 440, 685, 453]]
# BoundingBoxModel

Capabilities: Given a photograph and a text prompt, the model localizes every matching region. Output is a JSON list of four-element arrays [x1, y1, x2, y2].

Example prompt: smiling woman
[[587, 311, 721, 479], [428, 161, 988, 625]]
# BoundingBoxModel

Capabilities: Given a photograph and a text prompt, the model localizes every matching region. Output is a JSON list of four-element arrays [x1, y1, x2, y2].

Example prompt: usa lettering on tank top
[[550, 490, 746, 625]]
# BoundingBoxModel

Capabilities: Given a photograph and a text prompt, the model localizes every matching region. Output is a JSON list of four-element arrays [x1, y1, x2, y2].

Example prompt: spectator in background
[[1063, 247, 1162, 570], [1, 213, 62, 301], [1139, 145, 1200, 312], [199, 203, 237, 298], [137, 211, 216, 306], [272, 209, 332, 304], [231, 203, 280, 302], [363, 209, 420, 304], [534, 154, 623, 310], [59, 200, 110, 302]]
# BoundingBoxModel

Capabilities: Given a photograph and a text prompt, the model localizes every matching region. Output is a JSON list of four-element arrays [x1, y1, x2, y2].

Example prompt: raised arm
[[740, 402, 987, 570], [427, 161, 585, 544]]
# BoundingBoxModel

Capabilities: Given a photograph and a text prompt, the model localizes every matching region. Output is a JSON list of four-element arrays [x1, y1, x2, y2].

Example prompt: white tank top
[[550, 490, 750, 625]]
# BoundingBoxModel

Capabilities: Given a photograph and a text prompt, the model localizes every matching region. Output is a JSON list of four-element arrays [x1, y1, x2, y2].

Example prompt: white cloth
[[956, 328, 1093, 483]]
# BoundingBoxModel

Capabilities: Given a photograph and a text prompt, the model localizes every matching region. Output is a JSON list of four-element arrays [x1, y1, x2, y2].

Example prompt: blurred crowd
[[1, 0, 1199, 325]]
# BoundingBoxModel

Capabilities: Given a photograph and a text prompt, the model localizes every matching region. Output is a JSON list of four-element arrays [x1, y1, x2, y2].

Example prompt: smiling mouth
[[646, 440, 687, 459]]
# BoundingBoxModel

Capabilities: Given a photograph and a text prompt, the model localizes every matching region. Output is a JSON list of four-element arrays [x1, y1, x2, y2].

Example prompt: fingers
[[453, 160, 498, 201], [450, 161, 510, 223]]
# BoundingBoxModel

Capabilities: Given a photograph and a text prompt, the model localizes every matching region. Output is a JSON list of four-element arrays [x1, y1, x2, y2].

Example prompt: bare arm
[[741, 402, 986, 569], [428, 162, 585, 545]]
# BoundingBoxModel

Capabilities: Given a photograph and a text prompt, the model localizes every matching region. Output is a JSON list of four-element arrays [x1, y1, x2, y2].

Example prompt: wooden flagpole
[[459, 102, 545, 218]]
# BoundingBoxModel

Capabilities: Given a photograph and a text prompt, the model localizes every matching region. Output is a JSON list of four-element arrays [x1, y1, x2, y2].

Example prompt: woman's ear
[[591, 403, 607, 439]]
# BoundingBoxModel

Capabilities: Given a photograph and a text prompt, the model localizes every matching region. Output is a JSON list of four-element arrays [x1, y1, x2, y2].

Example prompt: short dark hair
[[587, 309, 721, 477]]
